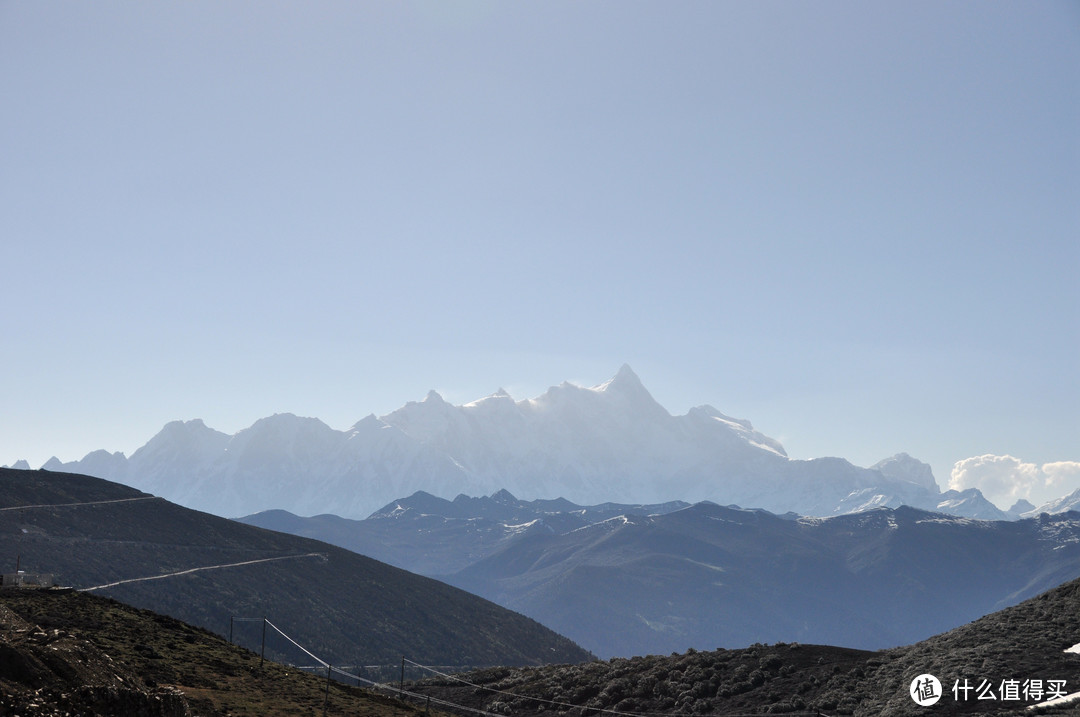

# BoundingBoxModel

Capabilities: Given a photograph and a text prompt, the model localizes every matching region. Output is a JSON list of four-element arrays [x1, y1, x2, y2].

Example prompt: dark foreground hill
[[0, 468, 591, 667], [4, 567, 1080, 715], [408, 576, 1080, 716], [0, 588, 445, 717]]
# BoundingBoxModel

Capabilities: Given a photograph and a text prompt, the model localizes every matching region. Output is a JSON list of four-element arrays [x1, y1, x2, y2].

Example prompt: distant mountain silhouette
[[241, 490, 690, 575], [244, 491, 1080, 658]]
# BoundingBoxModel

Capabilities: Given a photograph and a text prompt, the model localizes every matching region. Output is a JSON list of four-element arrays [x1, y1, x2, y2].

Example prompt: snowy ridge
[[20, 365, 1012, 520], [1025, 487, 1080, 518]]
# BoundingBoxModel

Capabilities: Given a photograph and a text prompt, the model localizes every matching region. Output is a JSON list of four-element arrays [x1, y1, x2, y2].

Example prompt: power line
[[246, 617, 506, 717], [234, 619, 831, 717], [264, 618, 328, 668]]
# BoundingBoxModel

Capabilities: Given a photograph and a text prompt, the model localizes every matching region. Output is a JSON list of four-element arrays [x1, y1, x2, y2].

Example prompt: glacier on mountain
[[23, 365, 1011, 520]]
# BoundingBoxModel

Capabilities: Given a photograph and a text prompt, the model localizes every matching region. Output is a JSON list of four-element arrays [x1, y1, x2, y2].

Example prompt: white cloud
[[949, 455, 1080, 509], [1043, 461, 1080, 490]]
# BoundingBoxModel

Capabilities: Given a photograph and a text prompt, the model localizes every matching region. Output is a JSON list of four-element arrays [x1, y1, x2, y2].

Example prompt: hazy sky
[[2, 2, 1077, 507]]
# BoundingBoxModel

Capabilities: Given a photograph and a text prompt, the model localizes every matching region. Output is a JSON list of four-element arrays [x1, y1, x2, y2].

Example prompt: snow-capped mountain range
[[12, 365, 1030, 520]]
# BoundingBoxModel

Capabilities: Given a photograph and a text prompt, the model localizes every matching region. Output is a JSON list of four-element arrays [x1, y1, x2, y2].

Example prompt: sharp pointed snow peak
[[594, 363, 645, 393], [423, 390, 446, 404], [584, 364, 672, 417]]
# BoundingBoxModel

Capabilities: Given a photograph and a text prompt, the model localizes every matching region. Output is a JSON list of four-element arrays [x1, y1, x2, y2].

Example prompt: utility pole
[[324, 664, 332, 716], [260, 617, 267, 671]]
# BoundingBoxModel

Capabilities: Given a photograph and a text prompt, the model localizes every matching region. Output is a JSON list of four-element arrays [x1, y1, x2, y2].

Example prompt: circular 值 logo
[[910, 674, 942, 706]]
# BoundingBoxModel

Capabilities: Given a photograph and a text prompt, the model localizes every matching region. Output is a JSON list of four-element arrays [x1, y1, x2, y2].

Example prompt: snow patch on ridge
[[690, 405, 787, 457]]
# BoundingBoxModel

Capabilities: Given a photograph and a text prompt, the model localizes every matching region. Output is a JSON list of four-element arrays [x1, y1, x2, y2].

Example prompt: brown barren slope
[[1, 588, 449, 717]]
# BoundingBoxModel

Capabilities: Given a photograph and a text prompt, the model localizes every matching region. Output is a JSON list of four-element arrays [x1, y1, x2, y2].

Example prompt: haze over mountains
[[243, 490, 1080, 658], [21, 366, 1038, 521]]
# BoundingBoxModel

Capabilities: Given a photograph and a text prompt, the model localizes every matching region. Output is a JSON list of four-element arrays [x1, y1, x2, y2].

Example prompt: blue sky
[[2, 2, 1077, 506]]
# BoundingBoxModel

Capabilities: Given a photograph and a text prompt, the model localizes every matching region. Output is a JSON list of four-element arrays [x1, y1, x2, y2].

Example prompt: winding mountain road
[[0, 496, 161, 511], [79, 552, 327, 592]]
